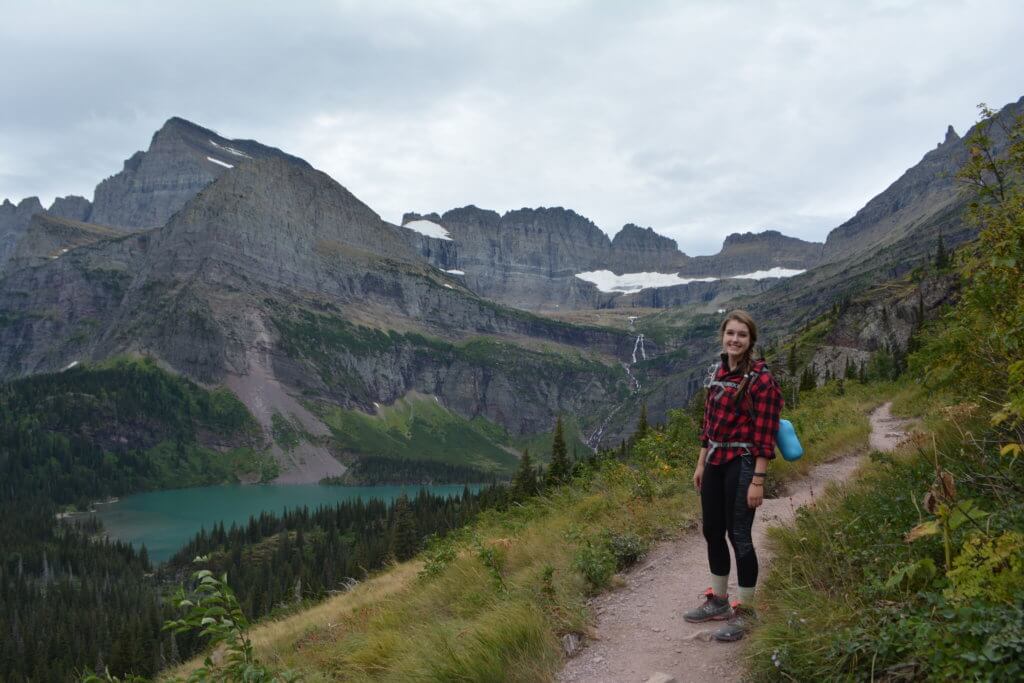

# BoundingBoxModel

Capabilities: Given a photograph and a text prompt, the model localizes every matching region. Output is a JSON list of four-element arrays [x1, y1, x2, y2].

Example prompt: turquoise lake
[[94, 483, 477, 564]]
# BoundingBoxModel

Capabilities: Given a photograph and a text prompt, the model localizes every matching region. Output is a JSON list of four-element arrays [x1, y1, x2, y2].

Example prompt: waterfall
[[586, 334, 647, 450], [631, 334, 646, 364]]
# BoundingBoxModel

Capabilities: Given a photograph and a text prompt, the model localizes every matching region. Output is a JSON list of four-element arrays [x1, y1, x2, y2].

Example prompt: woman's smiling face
[[722, 319, 751, 363]]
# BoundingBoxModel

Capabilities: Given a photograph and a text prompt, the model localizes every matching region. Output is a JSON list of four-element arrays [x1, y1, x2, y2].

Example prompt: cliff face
[[684, 230, 824, 277], [0, 197, 45, 273], [88, 117, 311, 230], [402, 207, 822, 311]]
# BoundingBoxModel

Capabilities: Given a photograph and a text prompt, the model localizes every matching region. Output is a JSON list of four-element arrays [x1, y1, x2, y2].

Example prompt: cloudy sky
[[1, 0, 1021, 254]]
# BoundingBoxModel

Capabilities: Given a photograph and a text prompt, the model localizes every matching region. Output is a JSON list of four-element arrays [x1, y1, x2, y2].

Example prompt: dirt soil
[[558, 402, 912, 683]]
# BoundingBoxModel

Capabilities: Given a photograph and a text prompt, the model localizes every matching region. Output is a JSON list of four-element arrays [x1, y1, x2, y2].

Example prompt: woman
[[684, 309, 783, 642]]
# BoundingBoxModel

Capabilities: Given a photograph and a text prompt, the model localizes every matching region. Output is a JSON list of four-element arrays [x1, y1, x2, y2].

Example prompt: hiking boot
[[683, 588, 731, 623], [712, 602, 756, 642]]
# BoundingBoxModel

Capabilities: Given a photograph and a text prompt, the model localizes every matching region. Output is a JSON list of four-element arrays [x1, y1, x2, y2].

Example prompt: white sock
[[711, 573, 728, 598], [738, 585, 755, 605]]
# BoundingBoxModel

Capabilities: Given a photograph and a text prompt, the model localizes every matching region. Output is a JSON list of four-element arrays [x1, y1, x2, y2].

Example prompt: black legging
[[701, 454, 758, 588]]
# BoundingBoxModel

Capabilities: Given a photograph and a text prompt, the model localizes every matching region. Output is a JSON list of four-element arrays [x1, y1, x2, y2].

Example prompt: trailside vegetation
[[163, 378, 890, 681], [747, 105, 1024, 681]]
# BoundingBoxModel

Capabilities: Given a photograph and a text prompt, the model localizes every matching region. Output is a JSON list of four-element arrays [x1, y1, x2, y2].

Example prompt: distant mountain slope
[[821, 96, 1024, 263]]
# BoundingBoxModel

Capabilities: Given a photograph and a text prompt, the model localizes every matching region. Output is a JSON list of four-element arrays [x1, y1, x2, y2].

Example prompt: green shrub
[[573, 539, 616, 592], [606, 531, 647, 570]]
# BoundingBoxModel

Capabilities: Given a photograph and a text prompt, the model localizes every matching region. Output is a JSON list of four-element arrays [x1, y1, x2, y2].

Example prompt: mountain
[[821, 96, 1024, 263], [0, 154, 639, 478], [88, 116, 312, 230], [401, 208, 822, 311]]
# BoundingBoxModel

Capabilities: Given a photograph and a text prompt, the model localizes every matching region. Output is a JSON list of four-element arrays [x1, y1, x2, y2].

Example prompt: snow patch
[[575, 270, 716, 294], [730, 267, 805, 279], [206, 156, 234, 169], [404, 219, 452, 241], [209, 139, 252, 158], [443, 283, 454, 289], [444, 269, 465, 275], [63, 360, 78, 371]]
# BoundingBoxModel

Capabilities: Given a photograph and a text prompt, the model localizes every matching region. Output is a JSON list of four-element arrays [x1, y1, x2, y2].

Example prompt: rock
[[645, 673, 677, 683], [561, 632, 582, 657]]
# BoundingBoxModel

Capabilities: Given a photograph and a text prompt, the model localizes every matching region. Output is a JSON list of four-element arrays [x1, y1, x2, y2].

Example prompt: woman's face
[[722, 319, 751, 362]]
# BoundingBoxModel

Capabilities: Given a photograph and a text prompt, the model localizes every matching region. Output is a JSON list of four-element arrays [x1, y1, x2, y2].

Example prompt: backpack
[[705, 361, 803, 461]]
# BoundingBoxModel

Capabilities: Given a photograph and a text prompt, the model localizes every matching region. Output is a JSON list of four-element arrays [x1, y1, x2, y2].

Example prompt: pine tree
[[935, 232, 949, 269], [799, 365, 817, 391], [388, 495, 419, 562], [635, 402, 649, 440], [787, 343, 798, 377], [546, 417, 570, 487], [511, 449, 538, 500]]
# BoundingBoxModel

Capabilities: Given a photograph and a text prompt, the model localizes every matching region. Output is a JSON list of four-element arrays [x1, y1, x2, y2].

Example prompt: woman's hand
[[693, 462, 705, 491], [747, 482, 764, 509]]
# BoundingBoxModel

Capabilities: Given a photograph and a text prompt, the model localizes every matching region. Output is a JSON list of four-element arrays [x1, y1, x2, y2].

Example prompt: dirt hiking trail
[[558, 402, 913, 683]]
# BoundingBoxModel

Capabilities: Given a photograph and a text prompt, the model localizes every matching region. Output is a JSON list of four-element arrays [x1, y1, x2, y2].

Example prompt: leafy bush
[[605, 531, 647, 570], [573, 539, 616, 592]]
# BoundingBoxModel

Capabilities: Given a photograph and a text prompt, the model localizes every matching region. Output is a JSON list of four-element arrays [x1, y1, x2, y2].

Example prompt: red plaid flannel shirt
[[700, 356, 784, 466]]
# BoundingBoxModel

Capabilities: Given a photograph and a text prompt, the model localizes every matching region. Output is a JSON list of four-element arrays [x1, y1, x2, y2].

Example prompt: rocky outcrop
[[88, 117, 311, 230], [0, 197, 44, 274], [47, 195, 93, 222]]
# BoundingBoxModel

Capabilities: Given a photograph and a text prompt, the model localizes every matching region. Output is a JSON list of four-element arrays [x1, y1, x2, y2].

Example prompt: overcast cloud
[[2, 0, 1021, 254]]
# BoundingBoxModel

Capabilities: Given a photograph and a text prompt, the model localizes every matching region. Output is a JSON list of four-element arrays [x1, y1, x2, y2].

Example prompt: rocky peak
[[1, 197, 46, 273], [440, 205, 502, 229], [89, 116, 312, 231], [611, 223, 675, 248], [48, 195, 93, 222], [942, 125, 959, 146], [608, 223, 687, 273]]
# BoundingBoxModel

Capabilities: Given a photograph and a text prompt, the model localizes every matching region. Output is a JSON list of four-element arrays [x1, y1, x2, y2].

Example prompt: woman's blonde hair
[[719, 309, 759, 402]]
